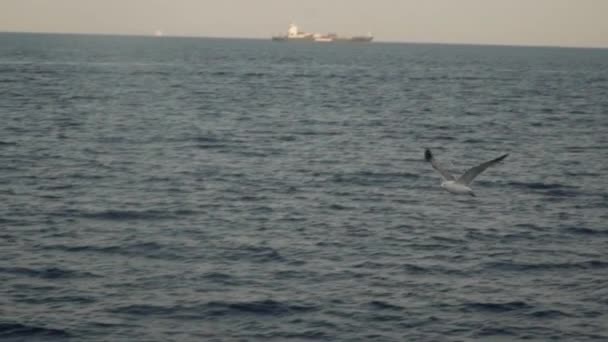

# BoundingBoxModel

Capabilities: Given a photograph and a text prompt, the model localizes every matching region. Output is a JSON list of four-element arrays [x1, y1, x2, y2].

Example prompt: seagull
[[424, 149, 508, 197]]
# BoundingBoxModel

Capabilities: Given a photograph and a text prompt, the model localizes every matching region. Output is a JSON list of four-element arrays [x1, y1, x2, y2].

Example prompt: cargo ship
[[272, 24, 373, 43]]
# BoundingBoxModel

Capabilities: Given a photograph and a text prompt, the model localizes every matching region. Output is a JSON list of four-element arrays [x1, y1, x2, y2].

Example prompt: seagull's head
[[424, 149, 433, 162]]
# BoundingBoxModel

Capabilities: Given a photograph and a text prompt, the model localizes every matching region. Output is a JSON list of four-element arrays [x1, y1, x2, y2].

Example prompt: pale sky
[[1, 0, 607, 48]]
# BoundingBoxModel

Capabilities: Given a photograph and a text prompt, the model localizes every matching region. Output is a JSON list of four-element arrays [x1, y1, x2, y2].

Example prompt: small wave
[[331, 171, 418, 185], [368, 300, 404, 311], [434, 135, 456, 141], [62, 94, 109, 102], [42, 241, 182, 260], [290, 73, 314, 78], [110, 304, 174, 316], [195, 143, 227, 149], [241, 71, 267, 78], [209, 70, 233, 77], [367, 314, 405, 322], [78, 209, 176, 221], [277, 135, 296, 142], [291, 130, 340, 136], [0, 78, 19, 84], [17, 295, 96, 305], [173, 209, 197, 216], [545, 189, 580, 197], [324, 72, 350, 80], [0, 234, 16, 242], [66, 172, 106, 180], [514, 223, 545, 231], [327, 203, 354, 211], [193, 136, 223, 143], [0, 322, 70, 339], [235, 150, 272, 158], [239, 195, 267, 202], [208, 299, 316, 316], [351, 261, 386, 269], [570, 109, 588, 115], [508, 181, 575, 190], [45, 244, 121, 254], [188, 135, 232, 149], [0, 266, 97, 279], [473, 326, 516, 337], [111, 299, 316, 318], [463, 301, 531, 313], [401, 263, 430, 274], [484, 260, 608, 272], [128, 70, 171, 76], [200, 272, 238, 285], [564, 171, 601, 177], [36, 184, 74, 191], [462, 138, 485, 144], [507, 181, 580, 197], [225, 245, 285, 263], [529, 309, 571, 319], [249, 330, 329, 340], [430, 235, 465, 244], [563, 227, 608, 236]]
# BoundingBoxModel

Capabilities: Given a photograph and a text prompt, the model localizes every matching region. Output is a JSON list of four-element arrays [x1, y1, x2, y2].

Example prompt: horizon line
[[1, 30, 607, 50]]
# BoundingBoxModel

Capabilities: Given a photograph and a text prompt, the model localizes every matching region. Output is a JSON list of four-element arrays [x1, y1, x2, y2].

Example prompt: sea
[[1, 33, 607, 342]]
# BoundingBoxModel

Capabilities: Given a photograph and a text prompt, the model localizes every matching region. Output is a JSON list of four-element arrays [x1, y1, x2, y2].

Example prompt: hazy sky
[[1, 0, 607, 47]]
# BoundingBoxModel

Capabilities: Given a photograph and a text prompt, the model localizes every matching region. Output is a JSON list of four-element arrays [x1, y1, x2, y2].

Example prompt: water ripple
[[2, 34, 607, 342]]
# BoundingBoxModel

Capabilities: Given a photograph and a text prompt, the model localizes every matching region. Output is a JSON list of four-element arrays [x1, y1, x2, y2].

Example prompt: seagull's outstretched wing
[[425, 149, 455, 181], [456, 153, 508, 185]]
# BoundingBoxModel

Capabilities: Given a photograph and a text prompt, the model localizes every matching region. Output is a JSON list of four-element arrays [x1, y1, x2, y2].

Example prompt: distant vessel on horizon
[[272, 23, 373, 43]]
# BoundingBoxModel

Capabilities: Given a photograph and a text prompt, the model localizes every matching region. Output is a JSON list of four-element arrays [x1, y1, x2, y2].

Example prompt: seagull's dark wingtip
[[496, 153, 509, 162], [424, 149, 433, 162]]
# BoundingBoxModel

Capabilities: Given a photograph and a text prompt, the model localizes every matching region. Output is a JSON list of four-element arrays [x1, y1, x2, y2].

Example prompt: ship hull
[[272, 36, 373, 43]]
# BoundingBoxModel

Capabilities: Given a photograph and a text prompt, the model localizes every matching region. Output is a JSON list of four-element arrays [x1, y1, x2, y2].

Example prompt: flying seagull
[[424, 149, 508, 197]]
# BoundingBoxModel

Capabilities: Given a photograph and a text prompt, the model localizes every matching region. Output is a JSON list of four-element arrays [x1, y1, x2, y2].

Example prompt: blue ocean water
[[1, 32, 607, 341]]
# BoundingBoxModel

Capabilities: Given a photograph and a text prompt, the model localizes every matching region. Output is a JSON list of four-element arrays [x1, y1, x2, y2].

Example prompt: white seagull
[[425, 149, 508, 197]]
